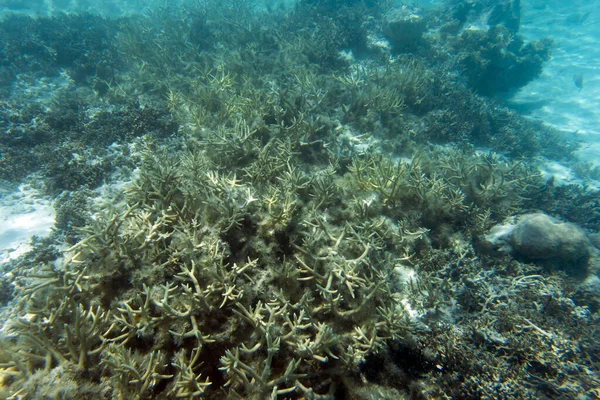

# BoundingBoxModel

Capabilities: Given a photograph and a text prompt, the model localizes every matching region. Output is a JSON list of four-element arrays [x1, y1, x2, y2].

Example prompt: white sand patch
[[539, 159, 583, 185], [0, 184, 55, 264]]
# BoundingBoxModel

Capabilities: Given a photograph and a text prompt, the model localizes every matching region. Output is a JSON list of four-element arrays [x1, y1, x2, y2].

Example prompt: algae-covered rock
[[486, 213, 590, 275], [382, 9, 427, 53], [574, 275, 600, 313], [511, 213, 588, 261]]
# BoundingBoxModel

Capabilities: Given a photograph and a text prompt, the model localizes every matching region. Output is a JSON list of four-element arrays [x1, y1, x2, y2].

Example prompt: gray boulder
[[382, 10, 427, 53], [486, 213, 591, 275]]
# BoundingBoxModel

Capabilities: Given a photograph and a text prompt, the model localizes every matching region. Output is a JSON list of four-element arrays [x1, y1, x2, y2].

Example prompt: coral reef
[[451, 25, 552, 96], [0, 13, 121, 90], [425, 0, 551, 97], [0, 1, 598, 399]]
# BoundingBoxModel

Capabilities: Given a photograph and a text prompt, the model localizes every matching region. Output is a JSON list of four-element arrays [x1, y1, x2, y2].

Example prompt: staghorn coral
[[348, 146, 543, 235], [0, 132, 422, 398], [2, 124, 574, 398]]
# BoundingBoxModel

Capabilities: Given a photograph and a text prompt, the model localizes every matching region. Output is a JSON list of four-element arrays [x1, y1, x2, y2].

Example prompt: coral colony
[[0, 0, 599, 399]]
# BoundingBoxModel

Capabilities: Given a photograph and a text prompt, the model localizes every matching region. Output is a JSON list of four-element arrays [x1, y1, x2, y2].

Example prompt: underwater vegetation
[[0, 0, 599, 399]]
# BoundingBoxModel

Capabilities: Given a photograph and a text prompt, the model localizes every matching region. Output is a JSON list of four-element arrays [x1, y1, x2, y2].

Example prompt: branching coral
[[349, 147, 543, 234]]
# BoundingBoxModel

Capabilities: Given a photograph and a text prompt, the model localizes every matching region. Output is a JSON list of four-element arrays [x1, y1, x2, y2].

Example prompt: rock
[[574, 275, 600, 313], [588, 232, 600, 249], [382, 9, 427, 53], [510, 214, 588, 260], [486, 213, 591, 275]]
